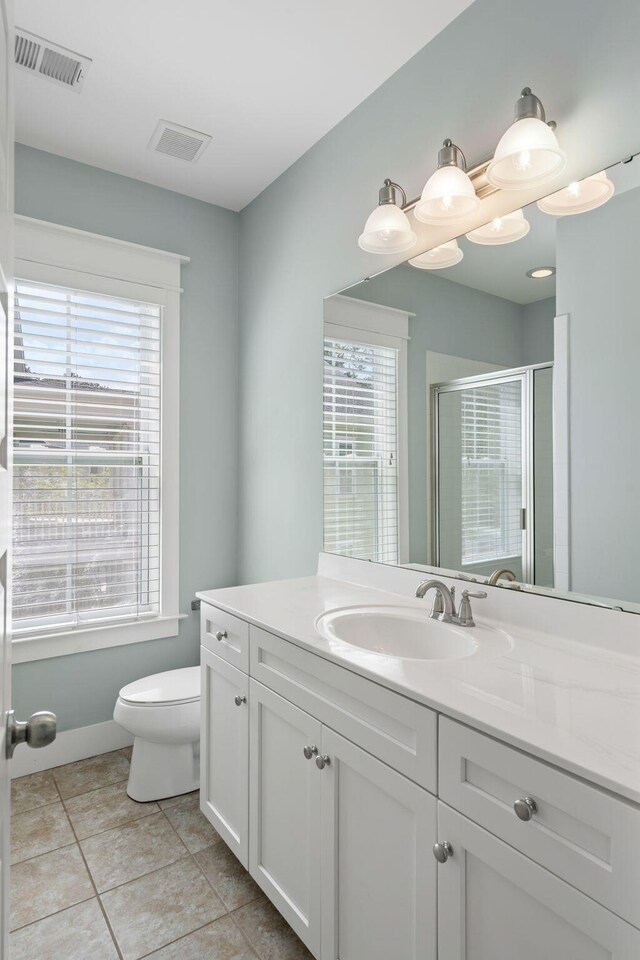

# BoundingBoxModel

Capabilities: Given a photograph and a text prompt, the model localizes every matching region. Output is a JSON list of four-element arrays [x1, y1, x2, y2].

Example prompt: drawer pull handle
[[303, 745, 318, 760], [234, 695, 247, 707], [514, 796, 538, 821], [433, 841, 453, 863], [316, 754, 331, 770], [215, 630, 227, 642]]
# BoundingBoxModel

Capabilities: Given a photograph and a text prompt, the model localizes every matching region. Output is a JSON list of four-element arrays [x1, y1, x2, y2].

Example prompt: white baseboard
[[10, 719, 134, 779]]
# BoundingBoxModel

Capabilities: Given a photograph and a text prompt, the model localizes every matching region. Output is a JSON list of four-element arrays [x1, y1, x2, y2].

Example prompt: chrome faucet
[[488, 568, 517, 586], [416, 579, 487, 627]]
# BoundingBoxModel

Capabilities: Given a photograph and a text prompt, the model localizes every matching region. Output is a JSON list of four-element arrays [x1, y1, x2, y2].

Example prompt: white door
[[436, 802, 640, 960], [320, 727, 437, 960], [200, 648, 249, 866], [0, 2, 12, 956], [249, 679, 321, 957]]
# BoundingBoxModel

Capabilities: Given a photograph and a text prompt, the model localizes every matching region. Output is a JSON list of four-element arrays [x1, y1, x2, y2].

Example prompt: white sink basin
[[315, 605, 511, 661]]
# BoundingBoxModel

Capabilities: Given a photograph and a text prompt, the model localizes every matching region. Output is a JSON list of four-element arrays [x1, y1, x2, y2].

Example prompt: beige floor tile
[[233, 896, 314, 960], [101, 857, 227, 960], [10, 844, 94, 931], [161, 791, 218, 853], [10, 898, 119, 960], [11, 801, 75, 864], [11, 770, 59, 814], [81, 812, 188, 892], [158, 789, 198, 810], [121, 745, 133, 761], [144, 915, 259, 959], [53, 750, 131, 799], [195, 836, 261, 911], [65, 779, 158, 840]]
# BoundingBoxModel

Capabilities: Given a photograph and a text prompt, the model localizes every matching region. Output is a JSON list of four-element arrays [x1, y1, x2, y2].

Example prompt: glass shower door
[[435, 375, 526, 581]]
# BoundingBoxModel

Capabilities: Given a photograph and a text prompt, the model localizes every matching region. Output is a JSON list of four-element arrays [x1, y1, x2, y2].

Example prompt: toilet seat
[[119, 666, 200, 706]]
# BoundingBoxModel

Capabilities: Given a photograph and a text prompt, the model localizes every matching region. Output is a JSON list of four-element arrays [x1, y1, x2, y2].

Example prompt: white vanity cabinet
[[436, 802, 640, 960], [199, 600, 640, 960]]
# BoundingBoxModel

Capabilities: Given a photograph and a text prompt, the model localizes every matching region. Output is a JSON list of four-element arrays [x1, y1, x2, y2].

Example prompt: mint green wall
[[556, 185, 640, 604], [13, 145, 239, 731], [522, 297, 555, 365], [238, 0, 640, 584]]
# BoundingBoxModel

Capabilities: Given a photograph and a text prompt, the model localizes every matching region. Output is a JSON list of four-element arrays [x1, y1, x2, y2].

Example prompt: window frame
[[12, 216, 187, 663], [323, 294, 410, 565]]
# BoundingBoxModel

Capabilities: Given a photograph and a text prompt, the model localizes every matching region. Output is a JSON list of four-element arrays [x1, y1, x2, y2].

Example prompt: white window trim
[[12, 215, 188, 663], [323, 294, 411, 564]]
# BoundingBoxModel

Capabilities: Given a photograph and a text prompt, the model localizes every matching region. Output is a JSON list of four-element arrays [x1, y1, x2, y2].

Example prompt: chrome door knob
[[303, 745, 318, 760], [215, 630, 227, 642], [316, 754, 331, 770], [234, 695, 247, 706], [433, 841, 453, 863], [514, 796, 538, 821], [6, 710, 57, 759]]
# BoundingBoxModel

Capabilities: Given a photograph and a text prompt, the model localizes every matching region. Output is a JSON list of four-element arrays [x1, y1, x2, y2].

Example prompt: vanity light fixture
[[527, 266, 556, 279], [409, 239, 463, 270], [414, 140, 481, 225], [466, 208, 530, 245], [487, 88, 566, 190], [537, 170, 615, 215], [358, 179, 417, 254]]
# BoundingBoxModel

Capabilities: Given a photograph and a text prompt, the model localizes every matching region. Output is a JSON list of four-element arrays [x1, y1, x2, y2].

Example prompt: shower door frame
[[431, 362, 553, 586]]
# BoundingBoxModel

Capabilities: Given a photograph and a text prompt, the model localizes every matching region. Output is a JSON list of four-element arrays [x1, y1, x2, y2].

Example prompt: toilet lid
[[119, 666, 200, 706]]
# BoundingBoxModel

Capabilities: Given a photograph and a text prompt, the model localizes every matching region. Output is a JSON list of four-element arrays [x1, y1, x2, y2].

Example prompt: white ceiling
[[15, 0, 475, 211]]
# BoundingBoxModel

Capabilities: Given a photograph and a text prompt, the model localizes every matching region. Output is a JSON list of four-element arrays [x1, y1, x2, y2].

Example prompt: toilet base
[[127, 737, 200, 802]]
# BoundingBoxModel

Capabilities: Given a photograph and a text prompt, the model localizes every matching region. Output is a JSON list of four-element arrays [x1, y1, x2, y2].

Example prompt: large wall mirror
[[323, 154, 640, 612]]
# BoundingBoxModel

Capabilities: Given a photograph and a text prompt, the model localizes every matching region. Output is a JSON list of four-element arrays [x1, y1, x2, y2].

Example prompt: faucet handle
[[461, 589, 487, 600]]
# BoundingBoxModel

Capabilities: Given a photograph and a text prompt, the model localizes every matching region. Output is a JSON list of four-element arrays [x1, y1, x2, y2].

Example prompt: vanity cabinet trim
[[200, 647, 249, 866], [201, 602, 249, 672], [250, 625, 437, 793], [439, 717, 640, 929], [437, 802, 640, 959]]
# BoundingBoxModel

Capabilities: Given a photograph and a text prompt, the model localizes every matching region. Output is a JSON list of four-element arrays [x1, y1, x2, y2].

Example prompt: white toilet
[[113, 666, 200, 802]]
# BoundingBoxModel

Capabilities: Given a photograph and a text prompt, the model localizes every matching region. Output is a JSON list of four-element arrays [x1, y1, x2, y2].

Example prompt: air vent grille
[[14, 29, 91, 92], [148, 120, 212, 163]]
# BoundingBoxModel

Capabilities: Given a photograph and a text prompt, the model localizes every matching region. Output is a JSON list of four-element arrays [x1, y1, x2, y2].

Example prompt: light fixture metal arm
[[379, 179, 408, 207]]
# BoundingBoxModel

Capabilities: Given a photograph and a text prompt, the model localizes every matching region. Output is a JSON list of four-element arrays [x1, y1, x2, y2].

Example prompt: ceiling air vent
[[148, 120, 212, 163], [14, 29, 91, 92]]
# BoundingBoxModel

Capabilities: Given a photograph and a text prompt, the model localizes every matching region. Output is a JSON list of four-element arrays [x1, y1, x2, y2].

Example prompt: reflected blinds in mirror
[[323, 335, 399, 563], [12, 279, 161, 635]]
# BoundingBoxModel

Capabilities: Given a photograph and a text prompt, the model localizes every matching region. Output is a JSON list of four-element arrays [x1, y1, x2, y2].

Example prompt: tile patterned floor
[[10, 750, 313, 960]]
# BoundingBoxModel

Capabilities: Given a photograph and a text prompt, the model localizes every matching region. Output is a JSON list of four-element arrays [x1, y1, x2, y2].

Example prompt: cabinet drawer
[[201, 603, 249, 672], [439, 717, 640, 927], [250, 626, 437, 793]]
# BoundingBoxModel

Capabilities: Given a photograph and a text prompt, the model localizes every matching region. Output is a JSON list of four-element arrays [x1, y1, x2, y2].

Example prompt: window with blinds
[[323, 334, 399, 563], [460, 379, 523, 564], [12, 279, 161, 635]]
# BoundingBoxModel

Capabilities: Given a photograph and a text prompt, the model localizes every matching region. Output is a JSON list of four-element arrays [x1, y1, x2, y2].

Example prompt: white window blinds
[[323, 334, 399, 563], [460, 379, 523, 564], [13, 279, 161, 635]]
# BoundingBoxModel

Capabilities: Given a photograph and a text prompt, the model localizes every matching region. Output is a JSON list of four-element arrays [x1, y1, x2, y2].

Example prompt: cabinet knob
[[316, 754, 331, 770], [234, 695, 247, 706], [433, 841, 453, 863], [514, 796, 538, 821], [303, 745, 318, 760], [215, 630, 227, 642]]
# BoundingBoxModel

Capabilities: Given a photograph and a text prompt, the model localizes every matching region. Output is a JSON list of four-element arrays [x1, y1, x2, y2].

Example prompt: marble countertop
[[197, 573, 640, 805]]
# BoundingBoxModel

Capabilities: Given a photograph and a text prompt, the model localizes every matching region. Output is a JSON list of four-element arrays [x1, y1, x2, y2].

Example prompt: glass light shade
[[466, 208, 530, 245], [409, 239, 463, 270], [537, 171, 614, 215], [487, 117, 566, 189], [414, 165, 480, 225], [358, 202, 417, 254]]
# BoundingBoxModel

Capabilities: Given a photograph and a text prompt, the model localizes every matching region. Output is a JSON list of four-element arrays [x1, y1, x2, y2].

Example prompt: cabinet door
[[200, 648, 249, 867], [249, 679, 322, 957], [320, 727, 437, 960], [437, 802, 640, 960]]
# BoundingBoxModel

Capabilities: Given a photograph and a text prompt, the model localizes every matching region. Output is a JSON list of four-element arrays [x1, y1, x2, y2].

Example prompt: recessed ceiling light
[[527, 266, 556, 279]]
